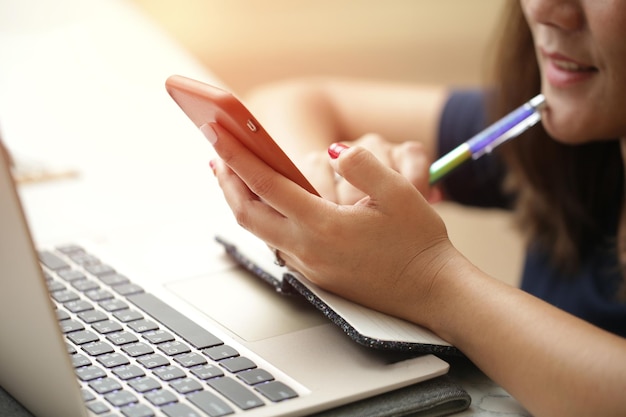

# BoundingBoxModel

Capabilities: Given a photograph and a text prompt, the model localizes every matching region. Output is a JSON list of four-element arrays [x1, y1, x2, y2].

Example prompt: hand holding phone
[[166, 75, 319, 196]]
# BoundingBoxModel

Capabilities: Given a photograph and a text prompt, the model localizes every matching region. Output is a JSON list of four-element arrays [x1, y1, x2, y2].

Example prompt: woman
[[203, 1, 626, 416]]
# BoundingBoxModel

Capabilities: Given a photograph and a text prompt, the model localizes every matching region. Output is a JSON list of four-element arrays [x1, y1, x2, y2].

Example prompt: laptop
[[0, 0, 454, 414], [0, 136, 449, 417]]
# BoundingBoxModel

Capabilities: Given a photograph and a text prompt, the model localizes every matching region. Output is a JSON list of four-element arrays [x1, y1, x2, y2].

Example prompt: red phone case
[[166, 75, 319, 196]]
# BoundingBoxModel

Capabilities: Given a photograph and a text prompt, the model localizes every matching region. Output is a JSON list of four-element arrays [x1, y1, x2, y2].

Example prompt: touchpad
[[165, 267, 327, 342]]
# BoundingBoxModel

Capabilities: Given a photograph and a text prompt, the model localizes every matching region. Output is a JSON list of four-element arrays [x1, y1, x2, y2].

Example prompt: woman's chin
[[540, 106, 603, 144]]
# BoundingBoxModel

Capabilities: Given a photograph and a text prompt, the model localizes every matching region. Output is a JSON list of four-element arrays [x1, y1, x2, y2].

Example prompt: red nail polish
[[328, 143, 349, 159]]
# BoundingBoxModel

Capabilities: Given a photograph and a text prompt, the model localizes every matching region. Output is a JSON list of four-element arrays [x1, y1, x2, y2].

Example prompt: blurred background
[[130, 0, 523, 286], [130, 0, 505, 93]]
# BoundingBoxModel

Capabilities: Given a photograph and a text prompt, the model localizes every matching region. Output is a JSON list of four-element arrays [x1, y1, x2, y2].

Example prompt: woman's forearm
[[426, 255, 626, 417], [244, 77, 448, 165]]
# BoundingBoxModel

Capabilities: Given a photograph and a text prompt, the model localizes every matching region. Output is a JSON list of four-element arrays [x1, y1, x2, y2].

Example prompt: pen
[[429, 94, 546, 184]]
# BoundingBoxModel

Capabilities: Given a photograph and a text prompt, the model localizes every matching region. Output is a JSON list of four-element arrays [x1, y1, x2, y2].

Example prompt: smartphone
[[165, 75, 319, 196]]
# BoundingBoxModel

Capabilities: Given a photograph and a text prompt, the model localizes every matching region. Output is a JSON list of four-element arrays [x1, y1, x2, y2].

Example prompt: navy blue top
[[437, 90, 626, 338]]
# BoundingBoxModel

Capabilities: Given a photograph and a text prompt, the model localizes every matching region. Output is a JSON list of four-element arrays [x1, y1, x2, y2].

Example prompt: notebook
[[213, 231, 458, 356]]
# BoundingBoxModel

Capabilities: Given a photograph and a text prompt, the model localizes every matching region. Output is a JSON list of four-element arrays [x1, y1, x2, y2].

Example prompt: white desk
[[0, 0, 528, 415]]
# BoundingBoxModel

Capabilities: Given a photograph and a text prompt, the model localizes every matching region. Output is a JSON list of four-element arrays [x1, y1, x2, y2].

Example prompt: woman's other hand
[[302, 133, 443, 205]]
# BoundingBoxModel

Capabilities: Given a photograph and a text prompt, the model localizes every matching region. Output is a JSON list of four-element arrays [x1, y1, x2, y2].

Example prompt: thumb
[[328, 143, 407, 202]]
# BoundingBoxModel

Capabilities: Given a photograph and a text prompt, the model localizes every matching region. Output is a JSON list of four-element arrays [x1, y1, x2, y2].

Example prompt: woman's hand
[[301, 133, 442, 205], [205, 122, 458, 325]]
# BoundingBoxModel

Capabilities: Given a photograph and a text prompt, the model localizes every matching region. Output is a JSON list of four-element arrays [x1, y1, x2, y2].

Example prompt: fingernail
[[209, 159, 217, 175], [200, 123, 217, 145], [328, 143, 349, 159]]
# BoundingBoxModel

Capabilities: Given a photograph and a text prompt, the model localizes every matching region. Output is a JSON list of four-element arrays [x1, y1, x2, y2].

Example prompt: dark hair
[[489, 2, 624, 280]]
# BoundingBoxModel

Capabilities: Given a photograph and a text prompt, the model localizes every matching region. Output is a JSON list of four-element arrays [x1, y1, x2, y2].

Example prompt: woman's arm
[[245, 77, 447, 161], [243, 78, 448, 201], [430, 253, 626, 417], [205, 125, 626, 417]]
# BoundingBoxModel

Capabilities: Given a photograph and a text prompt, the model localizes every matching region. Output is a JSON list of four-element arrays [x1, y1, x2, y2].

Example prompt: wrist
[[407, 244, 486, 343]]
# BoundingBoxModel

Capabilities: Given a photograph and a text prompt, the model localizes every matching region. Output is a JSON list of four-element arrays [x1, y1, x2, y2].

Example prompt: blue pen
[[429, 94, 546, 184]]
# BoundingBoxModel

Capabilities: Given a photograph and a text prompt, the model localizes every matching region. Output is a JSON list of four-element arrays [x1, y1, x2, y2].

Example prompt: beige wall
[[131, 0, 506, 92], [132, 0, 524, 286]]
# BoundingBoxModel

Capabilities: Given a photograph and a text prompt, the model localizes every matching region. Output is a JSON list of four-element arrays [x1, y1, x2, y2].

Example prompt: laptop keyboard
[[41, 244, 298, 417]]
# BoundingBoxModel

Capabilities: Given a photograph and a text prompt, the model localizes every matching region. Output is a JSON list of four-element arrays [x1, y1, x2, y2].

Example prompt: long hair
[[489, 2, 624, 277]]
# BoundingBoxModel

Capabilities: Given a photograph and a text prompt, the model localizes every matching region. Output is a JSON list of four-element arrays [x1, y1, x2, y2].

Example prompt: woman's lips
[[542, 50, 598, 87]]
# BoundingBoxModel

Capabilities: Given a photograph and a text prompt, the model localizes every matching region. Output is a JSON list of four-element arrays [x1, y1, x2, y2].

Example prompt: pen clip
[[471, 110, 542, 159]]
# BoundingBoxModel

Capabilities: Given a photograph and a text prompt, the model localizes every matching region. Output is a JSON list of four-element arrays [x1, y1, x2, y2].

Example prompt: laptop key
[[128, 376, 161, 393], [121, 342, 154, 357], [187, 390, 234, 417], [203, 345, 238, 361], [99, 272, 130, 286], [76, 365, 107, 381], [57, 269, 86, 282], [127, 293, 223, 349], [207, 377, 265, 410], [127, 319, 159, 333], [81, 388, 96, 402], [142, 329, 175, 344], [137, 354, 169, 369], [64, 299, 95, 313], [92, 320, 124, 334], [113, 283, 144, 296], [78, 309, 108, 324], [47, 280, 66, 292], [255, 381, 298, 402], [87, 400, 111, 415], [56, 309, 71, 321], [161, 403, 202, 417], [60, 319, 84, 333], [56, 244, 84, 255], [97, 352, 130, 368], [236, 369, 273, 385], [113, 309, 144, 323], [158, 341, 190, 356], [70, 353, 91, 368], [113, 365, 146, 380], [219, 357, 256, 374], [169, 377, 203, 395], [121, 403, 155, 417], [70, 252, 100, 266], [104, 389, 138, 407], [107, 331, 139, 346], [190, 365, 224, 380], [82, 341, 115, 356], [153, 365, 185, 382], [173, 352, 207, 368], [85, 263, 115, 277], [100, 299, 129, 312], [67, 330, 100, 345], [89, 378, 123, 394], [72, 279, 100, 292], [39, 251, 70, 270], [51, 289, 80, 303], [86, 289, 115, 302]]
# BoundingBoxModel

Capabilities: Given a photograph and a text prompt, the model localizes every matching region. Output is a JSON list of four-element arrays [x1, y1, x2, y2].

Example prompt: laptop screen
[[0, 141, 88, 417]]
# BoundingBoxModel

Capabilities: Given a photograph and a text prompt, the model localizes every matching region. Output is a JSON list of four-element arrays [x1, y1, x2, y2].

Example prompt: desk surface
[[0, 1, 528, 416]]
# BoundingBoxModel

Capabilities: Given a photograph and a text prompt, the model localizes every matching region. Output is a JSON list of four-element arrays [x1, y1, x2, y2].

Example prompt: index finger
[[204, 122, 321, 218]]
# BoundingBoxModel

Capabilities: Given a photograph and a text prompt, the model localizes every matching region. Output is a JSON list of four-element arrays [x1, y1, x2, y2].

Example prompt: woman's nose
[[522, 0, 585, 32]]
